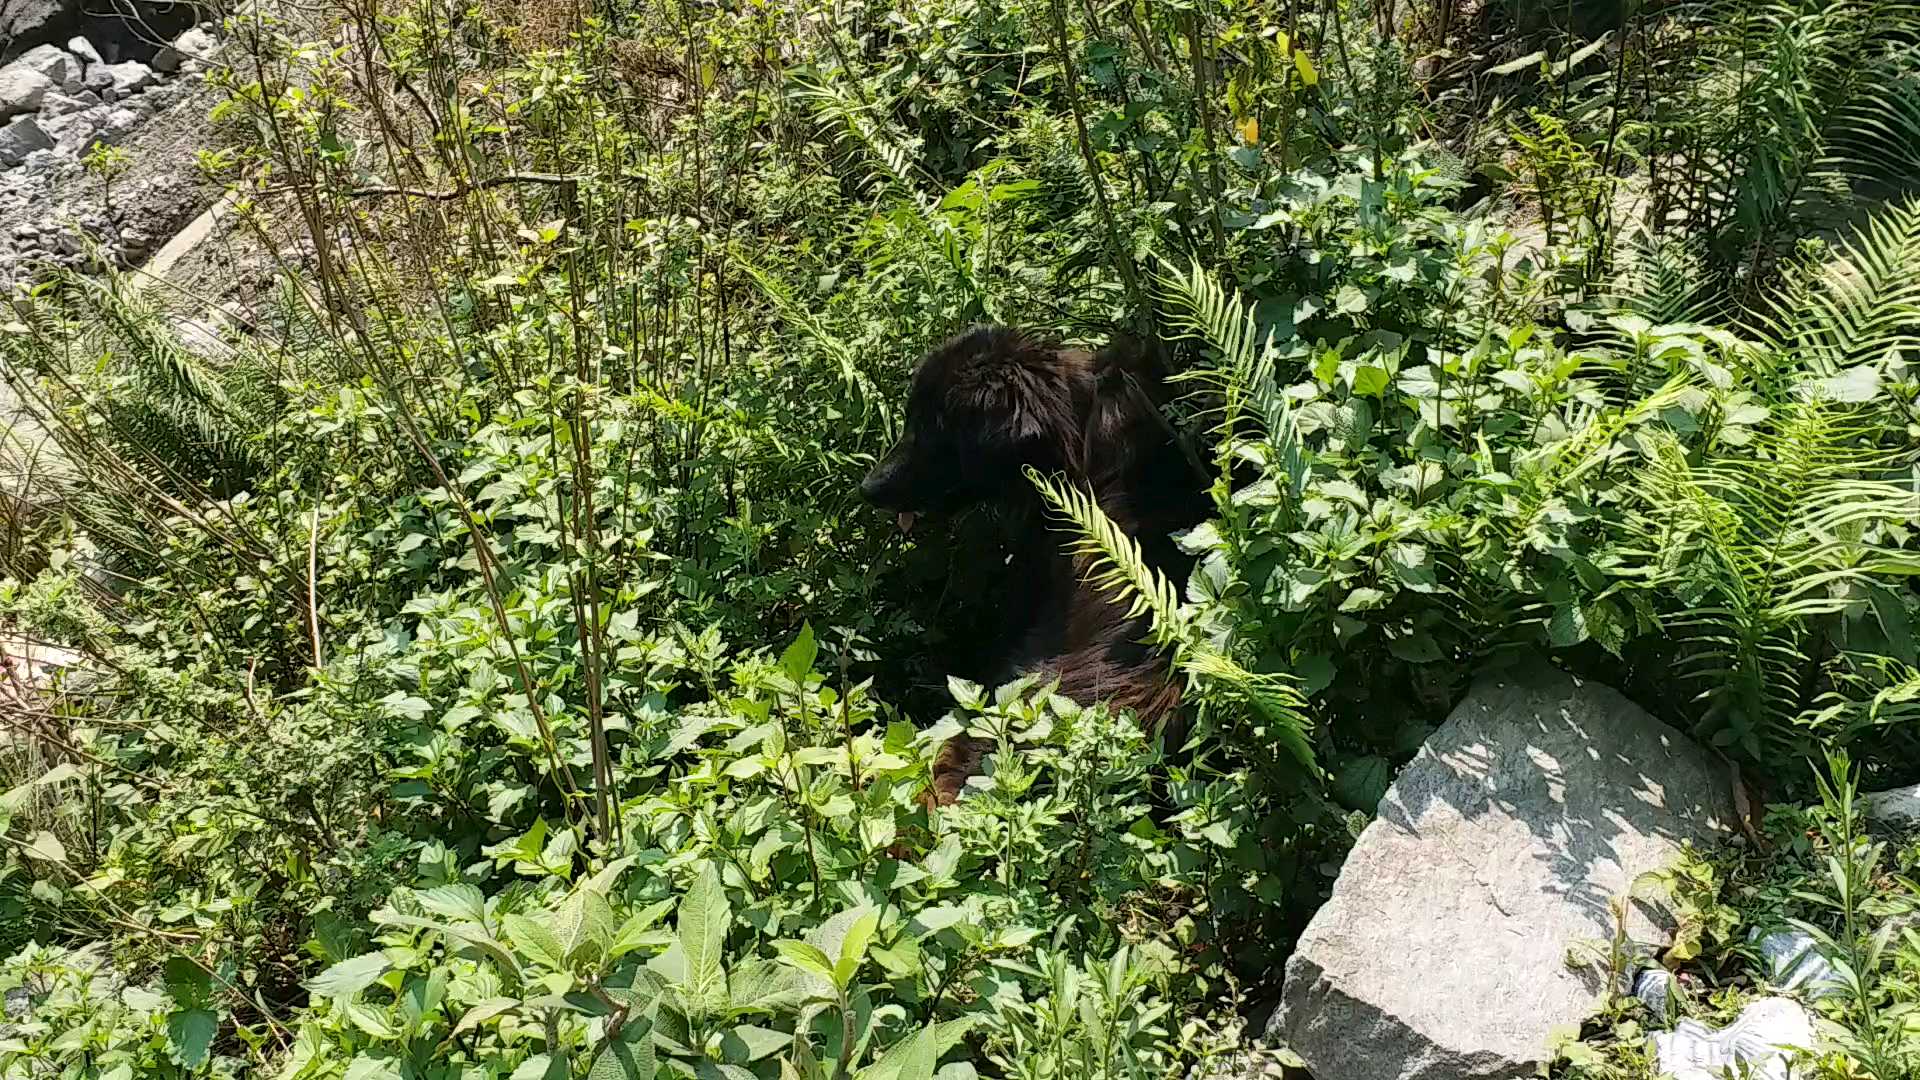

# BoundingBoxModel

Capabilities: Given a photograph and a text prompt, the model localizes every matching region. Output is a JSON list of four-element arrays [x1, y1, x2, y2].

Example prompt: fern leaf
[[1027, 467, 1316, 766]]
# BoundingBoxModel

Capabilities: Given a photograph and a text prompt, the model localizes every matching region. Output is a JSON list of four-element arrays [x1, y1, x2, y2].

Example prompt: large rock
[[1862, 783, 1920, 829], [67, 36, 103, 66], [93, 61, 156, 99], [11, 44, 79, 87], [1271, 662, 1736, 1080], [152, 26, 216, 73], [0, 0, 75, 44], [0, 64, 56, 117], [0, 116, 53, 166]]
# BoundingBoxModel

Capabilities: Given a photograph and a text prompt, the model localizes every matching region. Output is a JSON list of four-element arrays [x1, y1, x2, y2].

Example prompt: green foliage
[[0, 0, 1917, 1076], [1554, 753, 1920, 1079]]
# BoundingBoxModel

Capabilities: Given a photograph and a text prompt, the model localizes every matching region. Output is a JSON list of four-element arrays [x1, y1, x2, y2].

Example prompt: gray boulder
[[12, 44, 80, 87], [0, 0, 75, 44], [0, 116, 54, 166], [68, 36, 104, 66], [153, 26, 217, 73], [44, 102, 111, 154], [38, 91, 90, 115], [1862, 783, 1920, 829], [173, 26, 218, 67], [0, 64, 55, 117], [93, 61, 155, 99], [1271, 661, 1736, 1080]]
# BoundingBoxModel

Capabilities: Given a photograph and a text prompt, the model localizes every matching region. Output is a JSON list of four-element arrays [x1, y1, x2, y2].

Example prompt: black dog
[[862, 325, 1210, 803]]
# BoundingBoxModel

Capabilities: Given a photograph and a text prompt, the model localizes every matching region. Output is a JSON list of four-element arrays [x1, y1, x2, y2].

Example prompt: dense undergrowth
[[1, 0, 1918, 1075]]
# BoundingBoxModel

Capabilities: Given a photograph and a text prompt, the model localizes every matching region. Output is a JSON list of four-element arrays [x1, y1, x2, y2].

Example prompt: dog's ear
[[998, 367, 1059, 447]]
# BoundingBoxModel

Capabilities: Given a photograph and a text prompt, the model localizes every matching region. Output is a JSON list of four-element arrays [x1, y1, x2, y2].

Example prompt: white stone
[[68, 36, 103, 65], [1751, 927, 1844, 999], [0, 65, 56, 118], [1651, 997, 1815, 1080], [174, 27, 218, 62], [94, 61, 155, 99], [153, 26, 218, 73], [1632, 968, 1679, 1023], [11, 44, 79, 86], [1270, 662, 1736, 1080]]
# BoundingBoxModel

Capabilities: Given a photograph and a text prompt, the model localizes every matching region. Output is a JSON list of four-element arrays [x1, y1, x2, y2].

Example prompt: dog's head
[[860, 325, 1088, 521]]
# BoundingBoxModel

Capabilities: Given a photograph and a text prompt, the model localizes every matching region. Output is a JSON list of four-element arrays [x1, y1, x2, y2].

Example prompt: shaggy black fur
[[862, 325, 1210, 804]]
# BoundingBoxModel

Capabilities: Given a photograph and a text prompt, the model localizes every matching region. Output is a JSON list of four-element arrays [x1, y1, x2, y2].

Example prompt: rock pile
[[0, 23, 218, 287]]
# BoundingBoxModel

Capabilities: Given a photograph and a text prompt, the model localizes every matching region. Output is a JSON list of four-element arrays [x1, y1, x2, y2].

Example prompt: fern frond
[[1156, 258, 1267, 388], [1615, 394, 1918, 755], [1028, 469, 1184, 642], [790, 72, 923, 199], [1751, 195, 1920, 377], [1603, 231, 1722, 325], [70, 272, 251, 467], [1799, 657, 1920, 744], [734, 258, 881, 425], [1028, 467, 1316, 767]]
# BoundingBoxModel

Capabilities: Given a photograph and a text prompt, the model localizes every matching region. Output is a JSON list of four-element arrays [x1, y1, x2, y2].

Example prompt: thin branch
[[307, 508, 323, 669], [339, 172, 584, 201]]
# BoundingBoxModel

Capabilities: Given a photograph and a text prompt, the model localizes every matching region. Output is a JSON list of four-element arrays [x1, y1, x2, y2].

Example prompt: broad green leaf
[[164, 955, 212, 1005], [857, 1018, 976, 1080], [679, 862, 731, 1014], [834, 910, 880, 990], [416, 883, 487, 924], [453, 997, 520, 1035], [781, 623, 817, 680], [343, 1054, 405, 1080], [587, 1018, 657, 1080], [509, 1055, 553, 1080], [445, 923, 525, 979], [504, 914, 569, 971], [898, 1026, 939, 1080], [1293, 49, 1318, 85], [730, 958, 809, 1012], [719, 1024, 791, 1063], [578, 854, 638, 897], [554, 885, 619, 966], [1332, 756, 1393, 812], [167, 1008, 217, 1068], [1350, 364, 1390, 398], [305, 952, 391, 1000], [24, 830, 66, 864], [610, 899, 677, 958], [771, 940, 836, 985]]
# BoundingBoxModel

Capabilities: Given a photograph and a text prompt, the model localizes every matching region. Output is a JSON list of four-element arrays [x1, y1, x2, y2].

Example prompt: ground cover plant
[[0, 0, 1917, 1075]]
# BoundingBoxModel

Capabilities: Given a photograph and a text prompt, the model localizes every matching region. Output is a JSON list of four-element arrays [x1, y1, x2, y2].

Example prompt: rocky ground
[[0, 22, 225, 293]]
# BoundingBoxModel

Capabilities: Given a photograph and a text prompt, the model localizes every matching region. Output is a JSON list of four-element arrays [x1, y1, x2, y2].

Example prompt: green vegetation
[[1, 0, 1917, 1075], [1553, 753, 1920, 1079]]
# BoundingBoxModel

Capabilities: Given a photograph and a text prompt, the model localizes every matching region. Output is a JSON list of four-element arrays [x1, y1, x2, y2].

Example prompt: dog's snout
[[862, 438, 912, 508]]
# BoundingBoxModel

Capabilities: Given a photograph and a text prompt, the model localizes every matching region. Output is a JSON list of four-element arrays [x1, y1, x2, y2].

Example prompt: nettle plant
[[270, 629, 1199, 1080]]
